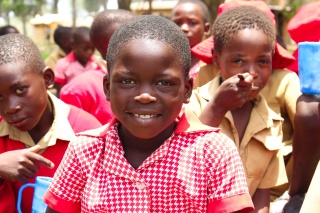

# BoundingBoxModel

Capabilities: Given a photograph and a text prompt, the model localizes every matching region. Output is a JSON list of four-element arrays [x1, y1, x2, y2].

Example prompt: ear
[[183, 77, 194, 104], [211, 49, 220, 69], [103, 74, 111, 101], [203, 22, 211, 37], [42, 67, 55, 89]]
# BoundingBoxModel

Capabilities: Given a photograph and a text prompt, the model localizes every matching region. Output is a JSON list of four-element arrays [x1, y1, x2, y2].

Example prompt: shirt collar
[[65, 51, 96, 63], [0, 92, 75, 148]]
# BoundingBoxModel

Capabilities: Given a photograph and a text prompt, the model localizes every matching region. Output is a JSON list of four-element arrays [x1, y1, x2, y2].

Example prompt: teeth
[[134, 114, 156, 119]]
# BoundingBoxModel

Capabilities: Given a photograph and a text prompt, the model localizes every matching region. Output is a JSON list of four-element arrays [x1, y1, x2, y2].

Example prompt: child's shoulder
[[177, 108, 234, 146], [67, 104, 102, 132]]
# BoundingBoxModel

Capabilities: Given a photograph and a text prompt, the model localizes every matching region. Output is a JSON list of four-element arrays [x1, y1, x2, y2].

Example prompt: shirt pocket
[[243, 139, 276, 195]]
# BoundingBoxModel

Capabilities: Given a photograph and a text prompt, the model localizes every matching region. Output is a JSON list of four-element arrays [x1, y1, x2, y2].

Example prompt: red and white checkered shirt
[[43, 111, 254, 213]]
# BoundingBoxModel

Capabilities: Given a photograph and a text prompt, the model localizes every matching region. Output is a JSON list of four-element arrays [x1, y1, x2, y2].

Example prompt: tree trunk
[[52, 0, 58, 13], [148, 0, 152, 14], [202, 0, 224, 24], [72, 0, 77, 27], [100, 0, 107, 10], [117, 0, 131, 10], [21, 14, 27, 35]]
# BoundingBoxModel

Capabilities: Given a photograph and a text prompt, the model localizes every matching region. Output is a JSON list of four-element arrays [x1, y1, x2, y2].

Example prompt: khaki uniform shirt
[[187, 76, 288, 196]]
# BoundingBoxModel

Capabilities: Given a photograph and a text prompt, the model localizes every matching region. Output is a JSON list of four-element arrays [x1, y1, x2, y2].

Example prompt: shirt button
[[134, 182, 146, 190]]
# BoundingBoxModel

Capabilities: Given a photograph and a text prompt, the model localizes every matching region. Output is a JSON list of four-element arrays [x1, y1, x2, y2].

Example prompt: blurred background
[[0, 0, 318, 59]]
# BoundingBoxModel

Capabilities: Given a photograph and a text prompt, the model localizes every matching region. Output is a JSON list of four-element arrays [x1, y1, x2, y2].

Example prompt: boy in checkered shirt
[[44, 15, 253, 213]]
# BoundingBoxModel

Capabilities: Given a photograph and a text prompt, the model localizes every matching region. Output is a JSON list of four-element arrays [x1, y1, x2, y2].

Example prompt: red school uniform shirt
[[0, 92, 102, 213], [60, 70, 113, 124], [44, 110, 254, 213], [54, 51, 104, 85]]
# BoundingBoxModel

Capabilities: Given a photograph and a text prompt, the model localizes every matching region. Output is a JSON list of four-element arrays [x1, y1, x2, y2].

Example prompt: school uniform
[[188, 76, 288, 196], [60, 70, 114, 125], [43, 109, 254, 213], [192, 64, 219, 89], [54, 51, 104, 85], [0, 92, 102, 213], [261, 69, 301, 197]]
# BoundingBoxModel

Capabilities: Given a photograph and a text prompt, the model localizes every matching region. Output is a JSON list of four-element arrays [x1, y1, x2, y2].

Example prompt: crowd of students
[[0, 0, 319, 212]]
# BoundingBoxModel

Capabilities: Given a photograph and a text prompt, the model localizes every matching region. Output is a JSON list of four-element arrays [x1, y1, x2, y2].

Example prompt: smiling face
[[0, 62, 51, 131], [171, 3, 210, 48], [214, 28, 273, 101], [104, 38, 192, 140]]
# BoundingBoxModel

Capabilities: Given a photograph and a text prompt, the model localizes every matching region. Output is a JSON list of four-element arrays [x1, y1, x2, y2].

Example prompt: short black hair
[[0, 34, 45, 74], [90, 9, 136, 57], [213, 6, 275, 54], [90, 9, 136, 37], [53, 26, 72, 46], [173, 0, 210, 23], [107, 15, 191, 78], [72, 26, 90, 44], [0, 25, 19, 36]]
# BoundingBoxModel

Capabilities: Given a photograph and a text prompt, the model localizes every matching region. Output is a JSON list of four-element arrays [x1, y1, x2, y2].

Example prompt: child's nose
[[248, 65, 259, 78], [134, 93, 157, 104], [180, 23, 189, 32], [4, 101, 22, 114]]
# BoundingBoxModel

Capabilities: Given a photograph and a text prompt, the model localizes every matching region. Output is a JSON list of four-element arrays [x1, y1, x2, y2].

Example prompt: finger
[[19, 156, 40, 173], [237, 73, 253, 87], [27, 145, 42, 153], [26, 152, 55, 169]]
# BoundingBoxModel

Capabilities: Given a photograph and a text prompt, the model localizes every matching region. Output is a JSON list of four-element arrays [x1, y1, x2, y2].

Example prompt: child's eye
[[16, 87, 27, 95], [188, 21, 198, 27], [258, 59, 271, 65], [121, 79, 135, 84], [173, 21, 182, 27], [156, 81, 171, 86], [0, 95, 3, 101], [232, 58, 243, 64]]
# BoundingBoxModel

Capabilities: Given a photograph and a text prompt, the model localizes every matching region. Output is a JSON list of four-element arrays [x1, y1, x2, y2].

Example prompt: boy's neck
[[28, 97, 54, 143], [118, 122, 176, 169]]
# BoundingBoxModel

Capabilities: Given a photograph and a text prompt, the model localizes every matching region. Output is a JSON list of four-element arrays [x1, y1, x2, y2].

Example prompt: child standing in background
[[0, 34, 101, 213], [54, 26, 103, 96], [44, 15, 253, 213], [188, 6, 287, 213], [171, 0, 210, 80], [45, 26, 73, 71]]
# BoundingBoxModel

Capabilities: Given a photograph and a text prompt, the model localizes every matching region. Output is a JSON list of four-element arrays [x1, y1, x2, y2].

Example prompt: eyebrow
[[10, 81, 22, 89], [231, 52, 272, 57]]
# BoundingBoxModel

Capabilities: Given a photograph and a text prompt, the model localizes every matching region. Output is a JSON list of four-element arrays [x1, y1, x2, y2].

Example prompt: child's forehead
[[173, 2, 203, 15], [120, 38, 173, 52], [222, 28, 272, 52]]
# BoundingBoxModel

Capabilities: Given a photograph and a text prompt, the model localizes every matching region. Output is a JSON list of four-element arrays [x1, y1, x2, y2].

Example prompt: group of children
[[0, 0, 318, 212]]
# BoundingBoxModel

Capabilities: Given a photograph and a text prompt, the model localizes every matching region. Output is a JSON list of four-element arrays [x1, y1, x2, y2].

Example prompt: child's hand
[[0, 145, 54, 183], [211, 73, 254, 112]]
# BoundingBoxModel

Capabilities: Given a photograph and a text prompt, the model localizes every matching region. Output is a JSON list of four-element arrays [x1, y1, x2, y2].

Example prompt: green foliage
[[282, 1, 304, 20], [83, 0, 100, 13]]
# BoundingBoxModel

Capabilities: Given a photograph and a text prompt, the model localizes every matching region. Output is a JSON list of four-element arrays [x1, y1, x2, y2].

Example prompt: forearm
[[199, 101, 226, 127], [252, 188, 270, 213]]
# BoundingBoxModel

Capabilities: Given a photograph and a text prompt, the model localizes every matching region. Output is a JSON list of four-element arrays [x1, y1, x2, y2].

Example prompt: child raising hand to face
[[188, 6, 287, 213]]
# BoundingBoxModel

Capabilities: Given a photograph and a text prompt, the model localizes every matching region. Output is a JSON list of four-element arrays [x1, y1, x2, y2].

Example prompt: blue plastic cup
[[298, 42, 320, 94], [17, 176, 52, 213]]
